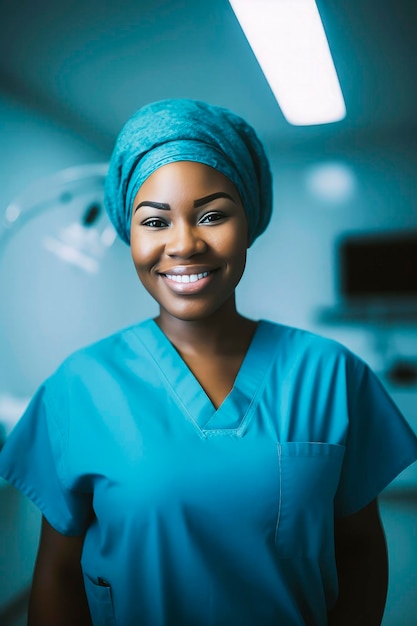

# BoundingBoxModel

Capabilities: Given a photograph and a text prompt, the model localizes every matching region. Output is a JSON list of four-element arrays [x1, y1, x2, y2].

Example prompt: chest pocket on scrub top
[[275, 442, 345, 559]]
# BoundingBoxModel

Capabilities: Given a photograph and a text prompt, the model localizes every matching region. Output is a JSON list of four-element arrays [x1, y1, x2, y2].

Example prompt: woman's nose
[[165, 223, 207, 258]]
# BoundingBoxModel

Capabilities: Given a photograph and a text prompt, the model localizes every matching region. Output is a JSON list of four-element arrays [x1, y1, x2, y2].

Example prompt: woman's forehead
[[135, 161, 240, 200]]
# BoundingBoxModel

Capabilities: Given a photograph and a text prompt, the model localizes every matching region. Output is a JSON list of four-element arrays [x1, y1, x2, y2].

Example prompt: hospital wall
[[0, 93, 416, 622], [240, 138, 417, 366], [0, 92, 108, 613]]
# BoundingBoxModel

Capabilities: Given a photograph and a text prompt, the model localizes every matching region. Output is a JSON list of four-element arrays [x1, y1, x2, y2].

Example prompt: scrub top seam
[[235, 333, 282, 437], [275, 442, 282, 545], [132, 331, 208, 440], [131, 320, 269, 436], [204, 320, 284, 435], [44, 391, 72, 491], [203, 368, 271, 436], [130, 319, 283, 438]]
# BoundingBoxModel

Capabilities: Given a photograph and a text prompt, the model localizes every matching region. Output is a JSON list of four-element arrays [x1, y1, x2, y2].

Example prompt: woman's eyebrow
[[194, 192, 236, 208], [135, 201, 171, 213], [134, 192, 235, 213]]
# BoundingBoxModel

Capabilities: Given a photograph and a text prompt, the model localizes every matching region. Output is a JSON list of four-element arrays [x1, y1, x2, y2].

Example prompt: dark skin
[[328, 499, 388, 625], [28, 162, 389, 624], [28, 518, 92, 626], [155, 303, 257, 410]]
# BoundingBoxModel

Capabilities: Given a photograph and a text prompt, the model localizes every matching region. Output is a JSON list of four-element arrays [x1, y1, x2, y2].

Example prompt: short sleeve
[[334, 356, 417, 517], [0, 382, 92, 536]]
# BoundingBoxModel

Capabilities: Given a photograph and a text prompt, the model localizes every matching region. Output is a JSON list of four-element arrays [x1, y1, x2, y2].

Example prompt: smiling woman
[[130, 161, 249, 325], [0, 99, 417, 626]]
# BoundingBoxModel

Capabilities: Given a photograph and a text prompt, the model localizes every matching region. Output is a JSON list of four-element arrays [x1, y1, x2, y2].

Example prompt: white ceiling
[[0, 0, 416, 153]]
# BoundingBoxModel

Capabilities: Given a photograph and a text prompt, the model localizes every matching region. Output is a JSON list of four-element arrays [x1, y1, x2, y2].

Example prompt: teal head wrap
[[104, 99, 273, 246]]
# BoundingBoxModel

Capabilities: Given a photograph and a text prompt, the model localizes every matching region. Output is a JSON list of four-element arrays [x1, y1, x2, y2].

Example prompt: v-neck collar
[[132, 319, 279, 435]]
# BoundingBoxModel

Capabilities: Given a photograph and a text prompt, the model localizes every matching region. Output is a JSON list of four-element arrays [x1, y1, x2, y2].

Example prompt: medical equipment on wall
[[0, 163, 155, 443]]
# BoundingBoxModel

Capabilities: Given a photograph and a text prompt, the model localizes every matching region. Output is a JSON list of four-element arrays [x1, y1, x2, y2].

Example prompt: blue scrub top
[[1, 319, 417, 626]]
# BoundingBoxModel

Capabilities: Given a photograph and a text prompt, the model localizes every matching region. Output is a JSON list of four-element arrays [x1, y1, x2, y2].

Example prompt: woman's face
[[130, 161, 248, 324]]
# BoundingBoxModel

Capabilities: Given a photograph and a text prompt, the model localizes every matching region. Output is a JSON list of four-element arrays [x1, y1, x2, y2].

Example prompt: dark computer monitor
[[338, 230, 417, 302]]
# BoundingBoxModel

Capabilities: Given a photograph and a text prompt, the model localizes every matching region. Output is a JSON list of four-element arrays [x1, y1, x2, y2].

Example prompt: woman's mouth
[[164, 271, 210, 284], [160, 269, 215, 294]]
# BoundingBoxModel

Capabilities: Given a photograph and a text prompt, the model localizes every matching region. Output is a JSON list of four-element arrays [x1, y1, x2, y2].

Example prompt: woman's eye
[[199, 212, 225, 224], [142, 218, 168, 229]]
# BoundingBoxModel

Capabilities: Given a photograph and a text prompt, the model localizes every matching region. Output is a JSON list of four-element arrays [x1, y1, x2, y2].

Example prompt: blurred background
[[0, 0, 416, 623]]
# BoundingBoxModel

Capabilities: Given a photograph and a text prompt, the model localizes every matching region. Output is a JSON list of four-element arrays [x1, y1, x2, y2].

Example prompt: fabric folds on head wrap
[[104, 99, 273, 246]]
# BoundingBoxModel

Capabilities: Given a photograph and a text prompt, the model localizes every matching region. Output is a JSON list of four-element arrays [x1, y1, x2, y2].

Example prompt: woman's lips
[[160, 269, 215, 294], [164, 271, 209, 284]]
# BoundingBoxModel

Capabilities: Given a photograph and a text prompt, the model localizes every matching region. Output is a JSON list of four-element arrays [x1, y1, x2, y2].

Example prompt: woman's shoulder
[[257, 319, 368, 386], [259, 319, 354, 360], [48, 319, 153, 384]]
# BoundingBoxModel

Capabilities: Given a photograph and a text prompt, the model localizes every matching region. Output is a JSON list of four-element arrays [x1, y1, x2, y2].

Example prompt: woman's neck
[[155, 304, 257, 358]]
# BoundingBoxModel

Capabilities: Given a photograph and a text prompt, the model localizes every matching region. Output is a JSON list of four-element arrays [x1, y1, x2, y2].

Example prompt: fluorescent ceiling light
[[229, 0, 346, 125]]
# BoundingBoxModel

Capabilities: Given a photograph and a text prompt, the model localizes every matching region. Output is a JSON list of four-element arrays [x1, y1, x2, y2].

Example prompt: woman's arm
[[28, 516, 92, 626], [327, 498, 388, 626]]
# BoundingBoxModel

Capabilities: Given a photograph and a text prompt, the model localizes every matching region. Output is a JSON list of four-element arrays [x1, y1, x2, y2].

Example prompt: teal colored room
[[0, 1, 416, 624]]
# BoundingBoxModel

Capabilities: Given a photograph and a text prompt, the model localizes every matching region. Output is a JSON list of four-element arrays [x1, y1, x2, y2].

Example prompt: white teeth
[[165, 271, 209, 283]]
